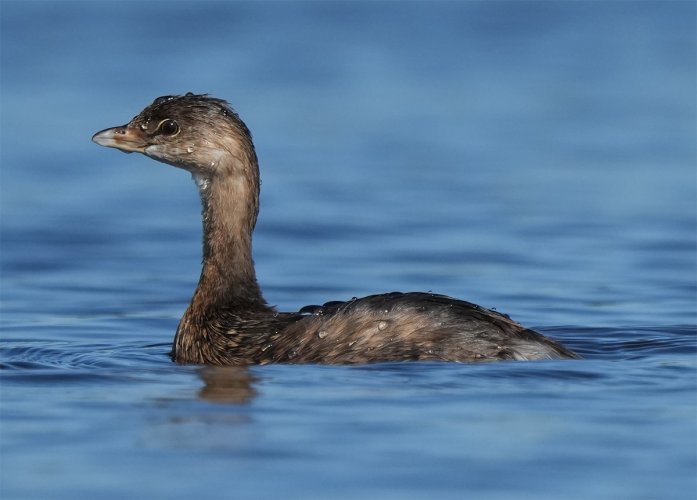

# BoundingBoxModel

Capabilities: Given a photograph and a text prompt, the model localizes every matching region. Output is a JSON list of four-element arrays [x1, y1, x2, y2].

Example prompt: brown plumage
[[92, 93, 580, 365]]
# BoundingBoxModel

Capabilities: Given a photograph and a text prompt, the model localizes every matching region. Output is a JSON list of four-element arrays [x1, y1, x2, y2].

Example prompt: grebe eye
[[159, 119, 179, 136]]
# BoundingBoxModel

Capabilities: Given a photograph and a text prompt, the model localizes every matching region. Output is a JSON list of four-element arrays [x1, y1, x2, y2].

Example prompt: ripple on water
[[0, 341, 172, 372]]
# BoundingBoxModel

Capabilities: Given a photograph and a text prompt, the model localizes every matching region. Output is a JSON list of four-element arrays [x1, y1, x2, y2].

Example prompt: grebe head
[[92, 93, 255, 183]]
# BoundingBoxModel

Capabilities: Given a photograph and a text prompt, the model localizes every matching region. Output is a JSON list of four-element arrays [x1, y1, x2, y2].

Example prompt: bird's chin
[[143, 147, 196, 172], [113, 145, 146, 154]]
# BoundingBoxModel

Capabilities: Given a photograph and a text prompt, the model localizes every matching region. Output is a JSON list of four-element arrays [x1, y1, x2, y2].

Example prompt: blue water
[[1, 2, 696, 499]]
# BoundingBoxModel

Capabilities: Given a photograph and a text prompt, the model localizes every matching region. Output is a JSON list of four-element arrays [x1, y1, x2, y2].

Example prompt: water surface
[[1, 2, 696, 499]]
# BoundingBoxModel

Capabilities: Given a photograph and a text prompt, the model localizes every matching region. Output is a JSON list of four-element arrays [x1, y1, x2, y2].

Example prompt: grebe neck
[[190, 159, 266, 311]]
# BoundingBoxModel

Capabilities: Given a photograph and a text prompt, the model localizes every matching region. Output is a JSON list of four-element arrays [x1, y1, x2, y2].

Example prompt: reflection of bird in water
[[198, 366, 257, 404], [93, 93, 579, 365]]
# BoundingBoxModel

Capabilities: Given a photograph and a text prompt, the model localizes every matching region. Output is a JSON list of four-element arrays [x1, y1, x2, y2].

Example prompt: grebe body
[[92, 93, 579, 365]]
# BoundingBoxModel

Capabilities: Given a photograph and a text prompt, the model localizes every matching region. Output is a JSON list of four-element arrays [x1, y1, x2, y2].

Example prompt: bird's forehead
[[150, 98, 219, 119], [130, 99, 190, 129], [127, 94, 235, 132], [141, 99, 184, 119]]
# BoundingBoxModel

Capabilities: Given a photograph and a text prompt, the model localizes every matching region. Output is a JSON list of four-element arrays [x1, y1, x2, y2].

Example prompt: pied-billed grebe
[[92, 93, 579, 365]]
